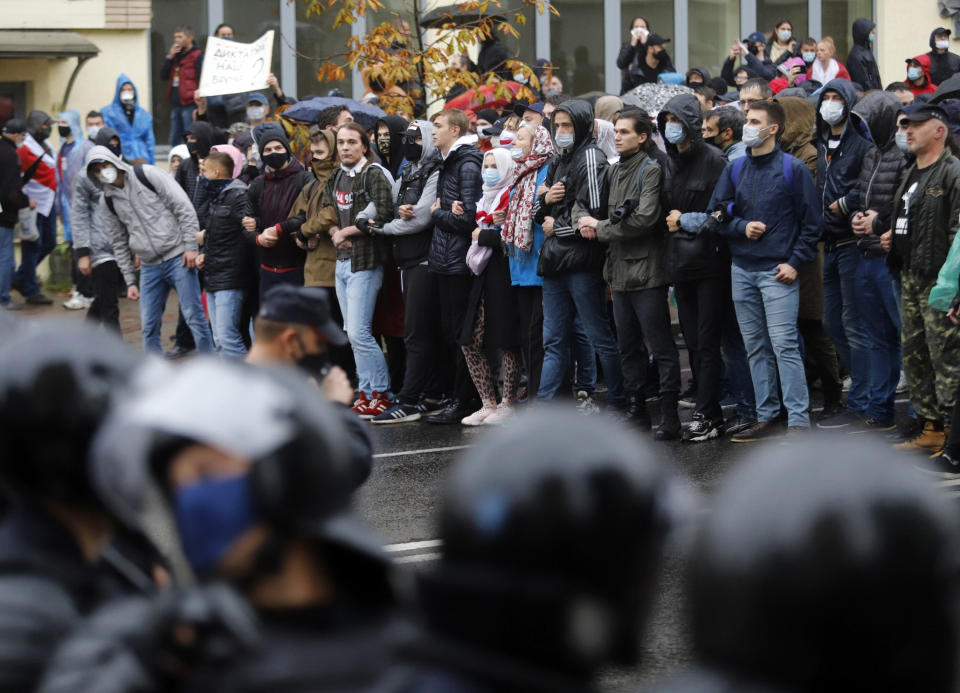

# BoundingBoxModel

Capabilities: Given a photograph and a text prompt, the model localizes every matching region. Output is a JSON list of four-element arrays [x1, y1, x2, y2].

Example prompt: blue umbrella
[[282, 96, 387, 130]]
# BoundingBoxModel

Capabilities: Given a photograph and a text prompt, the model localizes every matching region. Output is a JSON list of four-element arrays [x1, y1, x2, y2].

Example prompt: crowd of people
[[3, 13, 960, 692], [5, 17, 960, 456]]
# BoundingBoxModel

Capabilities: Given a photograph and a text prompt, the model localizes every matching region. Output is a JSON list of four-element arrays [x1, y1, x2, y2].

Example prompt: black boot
[[655, 392, 681, 441], [626, 395, 652, 430]]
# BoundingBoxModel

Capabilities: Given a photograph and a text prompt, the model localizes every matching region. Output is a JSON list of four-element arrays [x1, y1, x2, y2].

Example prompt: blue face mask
[[482, 168, 502, 186], [555, 132, 575, 151], [663, 121, 686, 145], [802, 51, 816, 63], [778, 29, 792, 43], [174, 474, 258, 577], [908, 66, 922, 81]]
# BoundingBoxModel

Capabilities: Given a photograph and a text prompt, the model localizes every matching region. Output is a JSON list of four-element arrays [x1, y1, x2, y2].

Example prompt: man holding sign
[[196, 30, 276, 101], [160, 25, 204, 147]]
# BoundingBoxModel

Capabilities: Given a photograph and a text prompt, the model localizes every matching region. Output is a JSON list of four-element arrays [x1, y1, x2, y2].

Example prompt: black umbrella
[[420, 6, 505, 29], [931, 73, 960, 104]]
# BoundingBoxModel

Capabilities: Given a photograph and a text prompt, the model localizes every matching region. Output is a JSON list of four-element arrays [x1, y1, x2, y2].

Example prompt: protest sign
[[196, 30, 274, 97]]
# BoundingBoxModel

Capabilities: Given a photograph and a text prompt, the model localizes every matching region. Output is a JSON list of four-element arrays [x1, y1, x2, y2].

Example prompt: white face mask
[[247, 105, 267, 121], [120, 90, 135, 104], [895, 130, 909, 153], [742, 124, 771, 149], [820, 100, 845, 126], [510, 146, 525, 160], [86, 125, 101, 140], [778, 29, 792, 43], [513, 72, 528, 84], [98, 165, 118, 185], [937, 39, 950, 50]]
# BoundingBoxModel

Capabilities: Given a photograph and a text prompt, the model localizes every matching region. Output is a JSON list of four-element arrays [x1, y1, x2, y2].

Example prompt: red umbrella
[[445, 81, 528, 113]]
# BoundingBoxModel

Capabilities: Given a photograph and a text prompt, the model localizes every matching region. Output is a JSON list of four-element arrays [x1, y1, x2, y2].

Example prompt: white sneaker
[[483, 403, 513, 425], [575, 390, 599, 416], [461, 403, 498, 426], [896, 370, 907, 394], [63, 295, 91, 310]]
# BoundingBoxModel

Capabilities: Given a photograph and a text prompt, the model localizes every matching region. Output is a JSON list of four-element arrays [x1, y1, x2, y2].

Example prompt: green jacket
[[320, 162, 396, 273], [582, 150, 665, 291]]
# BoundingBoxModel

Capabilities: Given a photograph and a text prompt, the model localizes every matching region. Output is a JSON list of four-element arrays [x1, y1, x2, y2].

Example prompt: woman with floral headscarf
[[503, 123, 555, 401], [458, 147, 521, 426]]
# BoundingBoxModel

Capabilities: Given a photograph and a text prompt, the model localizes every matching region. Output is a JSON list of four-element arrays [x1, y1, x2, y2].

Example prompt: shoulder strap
[[781, 154, 794, 190], [132, 164, 157, 195], [105, 195, 117, 216], [20, 155, 44, 187], [635, 156, 652, 196]]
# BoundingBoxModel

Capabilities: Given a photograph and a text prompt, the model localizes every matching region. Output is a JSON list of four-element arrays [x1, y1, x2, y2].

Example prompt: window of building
[[688, 0, 741, 79], [821, 0, 872, 62], [295, 8, 351, 100], [619, 1, 674, 85], [551, 0, 604, 95], [224, 0, 283, 84], [150, 0, 207, 146]]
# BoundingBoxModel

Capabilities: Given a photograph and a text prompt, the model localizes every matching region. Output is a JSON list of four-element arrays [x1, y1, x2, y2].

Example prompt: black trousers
[[436, 272, 479, 403], [86, 260, 121, 332], [72, 247, 95, 298], [516, 285, 544, 400], [674, 276, 728, 420], [397, 265, 447, 404], [611, 286, 681, 398]]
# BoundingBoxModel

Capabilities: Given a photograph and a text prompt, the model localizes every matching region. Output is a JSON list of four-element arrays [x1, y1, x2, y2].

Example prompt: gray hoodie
[[379, 119, 439, 237], [70, 165, 115, 268], [85, 145, 199, 286]]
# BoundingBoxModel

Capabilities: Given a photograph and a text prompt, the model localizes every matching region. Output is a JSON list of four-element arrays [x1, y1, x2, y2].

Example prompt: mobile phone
[[778, 63, 792, 76]]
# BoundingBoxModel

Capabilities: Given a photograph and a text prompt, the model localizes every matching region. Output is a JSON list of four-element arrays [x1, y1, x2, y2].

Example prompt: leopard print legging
[[461, 298, 521, 405]]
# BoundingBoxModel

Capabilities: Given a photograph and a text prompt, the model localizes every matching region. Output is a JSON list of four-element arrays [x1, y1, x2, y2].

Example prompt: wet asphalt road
[[354, 401, 770, 691]]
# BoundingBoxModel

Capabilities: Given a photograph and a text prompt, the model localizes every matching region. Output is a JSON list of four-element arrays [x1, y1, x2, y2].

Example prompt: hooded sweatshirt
[[85, 145, 199, 286], [56, 110, 83, 217], [374, 115, 410, 179], [927, 28, 960, 86], [19, 111, 57, 216], [777, 96, 818, 176], [846, 19, 882, 91], [907, 55, 938, 96], [815, 78, 872, 242], [100, 74, 155, 164]]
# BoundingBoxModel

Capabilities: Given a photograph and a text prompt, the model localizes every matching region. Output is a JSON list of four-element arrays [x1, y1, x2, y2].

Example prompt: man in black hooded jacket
[[927, 27, 960, 86], [534, 100, 626, 413], [847, 19, 882, 92]]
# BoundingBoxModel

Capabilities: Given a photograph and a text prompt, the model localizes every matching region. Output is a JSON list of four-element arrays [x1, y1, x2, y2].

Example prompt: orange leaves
[[317, 62, 347, 82]]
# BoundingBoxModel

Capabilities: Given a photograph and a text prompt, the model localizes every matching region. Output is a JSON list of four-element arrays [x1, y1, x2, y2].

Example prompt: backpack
[[725, 152, 800, 222], [103, 164, 156, 217]]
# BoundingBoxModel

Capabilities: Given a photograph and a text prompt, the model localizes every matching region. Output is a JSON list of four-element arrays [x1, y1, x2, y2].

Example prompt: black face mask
[[296, 351, 332, 380], [39, 126, 52, 141], [262, 151, 289, 170], [58, 125, 72, 138], [186, 140, 199, 156], [243, 163, 259, 179], [748, 43, 760, 55], [108, 143, 122, 157], [403, 140, 422, 161], [202, 177, 230, 194]]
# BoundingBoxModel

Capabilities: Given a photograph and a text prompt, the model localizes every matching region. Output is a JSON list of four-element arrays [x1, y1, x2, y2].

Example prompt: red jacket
[[164, 45, 202, 106], [908, 54, 938, 96]]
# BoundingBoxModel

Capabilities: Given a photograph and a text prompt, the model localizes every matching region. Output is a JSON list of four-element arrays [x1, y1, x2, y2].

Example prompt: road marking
[[395, 552, 442, 564], [384, 539, 443, 552], [373, 445, 473, 459]]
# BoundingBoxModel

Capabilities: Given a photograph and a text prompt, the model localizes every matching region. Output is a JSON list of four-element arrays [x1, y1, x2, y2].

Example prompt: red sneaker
[[350, 392, 369, 416], [359, 391, 391, 420]]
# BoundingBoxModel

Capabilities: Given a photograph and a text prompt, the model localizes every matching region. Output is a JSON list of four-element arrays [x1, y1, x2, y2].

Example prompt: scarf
[[502, 126, 555, 253], [476, 147, 515, 227], [811, 58, 840, 85]]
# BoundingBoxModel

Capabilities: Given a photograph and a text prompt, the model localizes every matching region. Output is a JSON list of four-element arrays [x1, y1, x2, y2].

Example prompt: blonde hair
[[817, 37, 836, 57]]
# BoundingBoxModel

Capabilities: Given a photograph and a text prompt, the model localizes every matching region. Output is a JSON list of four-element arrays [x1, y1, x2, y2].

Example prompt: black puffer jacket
[[846, 19, 882, 91], [889, 147, 960, 277], [175, 121, 219, 212], [429, 139, 483, 275], [849, 91, 907, 257], [534, 99, 610, 276], [927, 29, 960, 87], [657, 94, 728, 282], [201, 179, 255, 291], [816, 78, 871, 243]]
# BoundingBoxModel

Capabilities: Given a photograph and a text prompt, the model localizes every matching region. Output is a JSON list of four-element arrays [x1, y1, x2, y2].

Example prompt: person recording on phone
[[722, 32, 778, 86], [617, 17, 675, 94]]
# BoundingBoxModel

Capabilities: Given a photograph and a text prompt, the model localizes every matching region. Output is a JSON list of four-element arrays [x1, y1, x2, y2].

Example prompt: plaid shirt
[[321, 161, 396, 272]]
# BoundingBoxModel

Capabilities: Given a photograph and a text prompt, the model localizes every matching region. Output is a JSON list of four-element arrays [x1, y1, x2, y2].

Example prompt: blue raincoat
[[56, 109, 83, 240], [101, 73, 155, 164]]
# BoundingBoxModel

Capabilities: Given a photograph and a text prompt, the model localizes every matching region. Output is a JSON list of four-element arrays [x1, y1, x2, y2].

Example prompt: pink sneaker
[[461, 403, 498, 426], [483, 402, 514, 425]]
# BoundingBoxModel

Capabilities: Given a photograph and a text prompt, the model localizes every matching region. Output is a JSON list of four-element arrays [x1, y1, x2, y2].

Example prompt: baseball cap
[[744, 31, 767, 45], [647, 34, 671, 47], [901, 104, 949, 124], [258, 285, 348, 345], [1, 119, 26, 135], [247, 92, 269, 106], [514, 101, 545, 117]]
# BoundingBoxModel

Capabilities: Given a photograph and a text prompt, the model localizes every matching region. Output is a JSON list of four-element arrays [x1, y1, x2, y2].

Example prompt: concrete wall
[[0, 29, 150, 117], [0, 0, 107, 29], [876, 0, 950, 87]]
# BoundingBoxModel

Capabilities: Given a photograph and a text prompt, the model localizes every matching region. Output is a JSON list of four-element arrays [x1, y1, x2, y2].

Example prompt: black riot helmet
[[689, 435, 960, 693], [0, 323, 142, 509], [91, 359, 388, 586], [420, 408, 686, 680]]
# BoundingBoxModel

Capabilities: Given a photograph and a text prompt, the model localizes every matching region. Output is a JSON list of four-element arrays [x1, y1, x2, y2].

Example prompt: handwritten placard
[[196, 30, 274, 97]]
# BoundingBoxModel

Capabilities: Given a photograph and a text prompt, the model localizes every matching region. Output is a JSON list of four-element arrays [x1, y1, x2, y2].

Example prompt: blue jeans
[[0, 225, 13, 305], [335, 260, 389, 396], [572, 314, 597, 393], [855, 256, 901, 421], [823, 245, 870, 412], [207, 289, 248, 360], [732, 264, 810, 427], [170, 103, 197, 147], [259, 266, 304, 302], [721, 290, 757, 419], [14, 211, 57, 298], [538, 271, 625, 407], [139, 255, 213, 355]]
